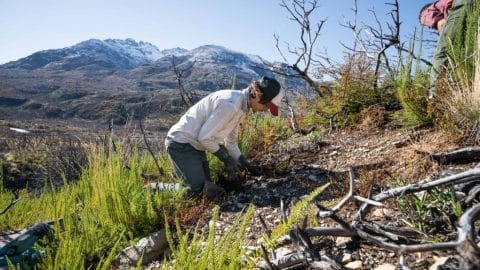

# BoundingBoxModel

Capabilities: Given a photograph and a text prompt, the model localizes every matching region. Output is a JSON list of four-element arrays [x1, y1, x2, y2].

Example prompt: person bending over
[[165, 76, 284, 200]]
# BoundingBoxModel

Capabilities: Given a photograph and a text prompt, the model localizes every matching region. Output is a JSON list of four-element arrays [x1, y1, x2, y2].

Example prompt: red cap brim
[[267, 102, 279, 116]]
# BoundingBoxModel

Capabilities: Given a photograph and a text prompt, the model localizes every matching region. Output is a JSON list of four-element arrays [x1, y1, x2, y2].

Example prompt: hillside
[[0, 39, 304, 126], [2, 105, 479, 269], [180, 119, 476, 270]]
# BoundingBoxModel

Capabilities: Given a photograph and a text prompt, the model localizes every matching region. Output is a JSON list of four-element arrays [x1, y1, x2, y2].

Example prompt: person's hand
[[213, 145, 242, 182], [224, 157, 242, 183], [437, 18, 446, 32], [238, 155, 262, 176]]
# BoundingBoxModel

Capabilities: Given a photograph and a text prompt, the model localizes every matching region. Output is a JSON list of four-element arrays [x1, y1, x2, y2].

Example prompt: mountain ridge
[[0, 38, 307, 125]]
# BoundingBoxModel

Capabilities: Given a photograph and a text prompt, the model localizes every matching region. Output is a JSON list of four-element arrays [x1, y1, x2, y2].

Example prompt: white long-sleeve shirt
[[166, 88, 249, 160]]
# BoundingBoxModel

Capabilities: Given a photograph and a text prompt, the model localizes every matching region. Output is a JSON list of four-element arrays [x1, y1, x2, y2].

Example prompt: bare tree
[[340, 0, 402, 89], [341, 0, 432, 90], [265, 0, 330, 97], [172, 56, 197, 107]]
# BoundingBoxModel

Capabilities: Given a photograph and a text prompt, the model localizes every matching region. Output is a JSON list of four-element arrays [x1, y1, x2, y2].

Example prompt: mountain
[[128, 44, 298, 91], [3, 38, 165, 70], [0, 39, 306, 125]]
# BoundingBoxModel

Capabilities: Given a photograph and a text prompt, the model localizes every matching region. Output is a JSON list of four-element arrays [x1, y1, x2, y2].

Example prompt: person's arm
[[197, 101, 237, 153], [437, 18, 447, 32], [224, 125, 242, 160]]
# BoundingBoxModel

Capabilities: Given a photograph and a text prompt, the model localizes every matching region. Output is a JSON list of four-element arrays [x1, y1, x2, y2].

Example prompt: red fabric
[[420, 0, 454, 29], [267, 101, 279, 116]]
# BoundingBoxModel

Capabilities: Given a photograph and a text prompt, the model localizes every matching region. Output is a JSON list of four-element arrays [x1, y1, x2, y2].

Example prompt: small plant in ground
[[266, 183, 330, 244], [162, 205, 255, 270], [239, 113, 292, 154], [306, 130, 324, 144], [397, 187, 462, 234]]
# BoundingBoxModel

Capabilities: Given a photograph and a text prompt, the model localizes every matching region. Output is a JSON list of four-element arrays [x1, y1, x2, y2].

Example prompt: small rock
[[340, 252, 352, 263], [371, 208, 394, 219], [115, 229, 168, 266], [308, 175, 318, 182], [429, 256, 450, 270], [345, 260, 362, 269], [374, 263, 396, 270], [310, 261, 336, 269], [274, 247, 294, 257], [335, 237, 351, 247]]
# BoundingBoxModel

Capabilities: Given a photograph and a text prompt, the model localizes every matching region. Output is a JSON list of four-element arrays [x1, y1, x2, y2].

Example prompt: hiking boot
[[203, 181, 226, 201]]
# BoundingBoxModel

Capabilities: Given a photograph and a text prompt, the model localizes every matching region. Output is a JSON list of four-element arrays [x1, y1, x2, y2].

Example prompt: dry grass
[[435, 24, 480, 144], [355, 106, 388, 133], [388, 132, 457, 182], [0, 134, 89, 193]]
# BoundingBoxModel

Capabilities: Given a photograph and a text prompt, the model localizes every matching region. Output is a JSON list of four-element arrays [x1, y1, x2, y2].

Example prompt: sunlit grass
[[0, 142, 182, 269]]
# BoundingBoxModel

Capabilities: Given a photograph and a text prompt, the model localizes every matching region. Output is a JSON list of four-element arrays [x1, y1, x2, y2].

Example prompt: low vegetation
[[2, 2, 480, 270]]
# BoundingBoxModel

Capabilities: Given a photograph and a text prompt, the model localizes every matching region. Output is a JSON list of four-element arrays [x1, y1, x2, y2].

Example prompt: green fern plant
[[163, 205, 255, 270], [267, 183, 330, 244]]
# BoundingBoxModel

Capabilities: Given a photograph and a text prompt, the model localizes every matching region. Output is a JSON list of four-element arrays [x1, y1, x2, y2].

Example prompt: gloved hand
[[238, 155, 262, 176], [213, 145, 242, 183]]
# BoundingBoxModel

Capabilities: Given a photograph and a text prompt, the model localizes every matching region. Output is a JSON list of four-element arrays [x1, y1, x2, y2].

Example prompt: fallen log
[[431, 147, 480, 165]]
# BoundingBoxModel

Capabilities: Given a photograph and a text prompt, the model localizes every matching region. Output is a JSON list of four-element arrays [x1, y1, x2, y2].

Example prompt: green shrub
[[302, 55, 396, 129], [0, 142, 182, 269], [163, 205, 255, 270], [393, 32, 431, 127]]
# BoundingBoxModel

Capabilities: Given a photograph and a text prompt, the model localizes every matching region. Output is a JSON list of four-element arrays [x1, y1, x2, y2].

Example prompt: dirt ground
[[197, 120, 474, 269]]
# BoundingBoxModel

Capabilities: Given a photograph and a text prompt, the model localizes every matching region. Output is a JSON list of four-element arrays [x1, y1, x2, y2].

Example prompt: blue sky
[[0, 0, 434, 64]]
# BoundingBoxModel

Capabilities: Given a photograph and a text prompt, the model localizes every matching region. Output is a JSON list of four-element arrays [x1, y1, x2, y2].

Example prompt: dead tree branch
[[0, 191, 19, 216], [431, 147, 480, 165], [172, 56, 196, 107], [341, 0, 402, 89], [265, 0, 329, 96], [139, 118, 165, 177], [355, 167, 480, 221], [264, 166, 480, 269]]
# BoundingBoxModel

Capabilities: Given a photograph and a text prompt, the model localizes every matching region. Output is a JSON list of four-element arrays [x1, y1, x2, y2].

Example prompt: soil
[[190, 120, 476, 269]]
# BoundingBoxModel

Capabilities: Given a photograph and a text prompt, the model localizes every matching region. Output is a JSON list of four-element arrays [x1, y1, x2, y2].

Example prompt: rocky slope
[[175, 118, 475, 270]]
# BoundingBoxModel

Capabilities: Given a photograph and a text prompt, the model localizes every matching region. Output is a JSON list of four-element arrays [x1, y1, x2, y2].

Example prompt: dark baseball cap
[[257, 76, 283, 116]]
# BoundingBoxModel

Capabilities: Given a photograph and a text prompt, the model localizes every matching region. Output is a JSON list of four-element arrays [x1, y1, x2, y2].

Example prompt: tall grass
[[0, 142, 181, 269], [393, 31, 431, 127], [439, 6, 480, 143]]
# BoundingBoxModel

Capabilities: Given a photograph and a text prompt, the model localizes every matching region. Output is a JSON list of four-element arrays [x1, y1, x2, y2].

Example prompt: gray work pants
[[165, 140, 211, 193]]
